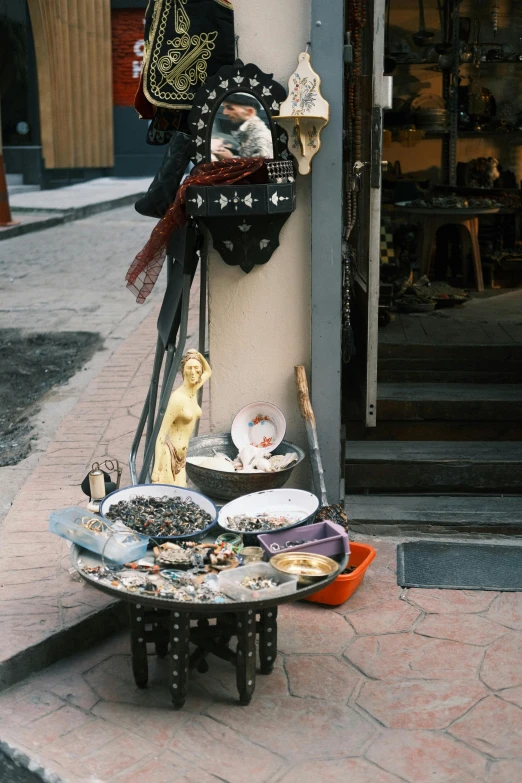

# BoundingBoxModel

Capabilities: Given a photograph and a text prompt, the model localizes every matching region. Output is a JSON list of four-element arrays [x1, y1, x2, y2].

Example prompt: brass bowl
[[270, 552, 339, 586]]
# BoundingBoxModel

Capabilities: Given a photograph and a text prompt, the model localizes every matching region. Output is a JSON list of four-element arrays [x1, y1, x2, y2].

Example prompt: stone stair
[[345, 342, 522, 533], [6, 173, 40, 196]]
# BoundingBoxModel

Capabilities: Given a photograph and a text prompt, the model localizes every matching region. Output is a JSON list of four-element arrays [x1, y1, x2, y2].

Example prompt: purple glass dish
[[258, 520, 350, 559]]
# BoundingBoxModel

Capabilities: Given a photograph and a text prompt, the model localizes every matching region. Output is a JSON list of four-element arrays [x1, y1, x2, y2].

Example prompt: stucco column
[[208, 0, 312, 485]]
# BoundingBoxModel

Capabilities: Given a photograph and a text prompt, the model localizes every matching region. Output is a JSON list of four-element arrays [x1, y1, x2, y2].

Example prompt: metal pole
[[145, 338, 165, 451], [138, 272, 192, 484], [129, 388, 151, 485], [193, 241, 208, 438], [311, 0, 345, 503]]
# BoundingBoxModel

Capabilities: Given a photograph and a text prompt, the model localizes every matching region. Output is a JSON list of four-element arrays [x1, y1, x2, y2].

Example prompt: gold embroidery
[[144, 0, 219, 110]]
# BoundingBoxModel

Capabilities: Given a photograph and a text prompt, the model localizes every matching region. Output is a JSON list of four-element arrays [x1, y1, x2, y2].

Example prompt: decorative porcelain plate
[[231, 402, 286, 454]]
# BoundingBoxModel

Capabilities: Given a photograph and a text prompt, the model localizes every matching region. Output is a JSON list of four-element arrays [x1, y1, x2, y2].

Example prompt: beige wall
[[208, 0, 312, 482]]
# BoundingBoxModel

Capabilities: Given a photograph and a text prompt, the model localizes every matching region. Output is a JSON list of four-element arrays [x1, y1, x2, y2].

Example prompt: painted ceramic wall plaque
[[273, 52, 329, 175]]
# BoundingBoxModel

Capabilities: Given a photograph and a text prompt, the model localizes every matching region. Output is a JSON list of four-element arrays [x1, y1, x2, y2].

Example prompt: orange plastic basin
[[305, 541, 377, 606]]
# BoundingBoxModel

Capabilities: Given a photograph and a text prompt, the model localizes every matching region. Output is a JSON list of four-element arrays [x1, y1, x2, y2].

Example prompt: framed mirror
[[210, 93, 274, 162], [186, 60, 296, 273], [188, 60, 289, 165]]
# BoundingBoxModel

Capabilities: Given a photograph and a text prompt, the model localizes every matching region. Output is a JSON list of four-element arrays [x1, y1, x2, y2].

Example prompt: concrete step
[[346, 441, 522, 493], [378, 367, 522, 383], [5, 173, 23, 186], [346, 418, 522, 442], [378, 345, 522, 384], [379, 344, 522, 361], [345, 493, 522, 534], [7, 184, 41, 196], [370, 383, 522, 422]]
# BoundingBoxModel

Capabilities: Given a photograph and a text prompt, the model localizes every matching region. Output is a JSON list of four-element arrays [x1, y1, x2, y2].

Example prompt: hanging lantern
[[273, 52, 330, 175]]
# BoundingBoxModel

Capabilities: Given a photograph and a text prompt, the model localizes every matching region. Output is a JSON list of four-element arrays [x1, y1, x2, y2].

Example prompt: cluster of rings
[[269, 538, 317, 553]]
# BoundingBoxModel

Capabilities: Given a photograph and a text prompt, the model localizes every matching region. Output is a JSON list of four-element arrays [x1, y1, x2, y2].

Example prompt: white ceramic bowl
[[231, 402, 286, 454], [99, 483, 217, 541], [218, 488, 319, 540]]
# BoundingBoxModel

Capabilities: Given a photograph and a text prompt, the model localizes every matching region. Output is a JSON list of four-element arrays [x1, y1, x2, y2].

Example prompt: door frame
[[310, 0, 345, 503]]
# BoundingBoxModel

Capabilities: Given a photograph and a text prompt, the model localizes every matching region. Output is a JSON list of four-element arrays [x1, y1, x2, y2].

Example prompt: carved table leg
[[129, 603, 148, 688], [169, 610, 191, 710], [259, 607, 278, 674], [195, 617, 210, 673], [153, 609, 170, 658], [236, 610, 256, 705]]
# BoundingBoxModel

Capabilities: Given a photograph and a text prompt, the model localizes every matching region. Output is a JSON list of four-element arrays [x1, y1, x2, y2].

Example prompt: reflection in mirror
[[210, 92, 274, 162]]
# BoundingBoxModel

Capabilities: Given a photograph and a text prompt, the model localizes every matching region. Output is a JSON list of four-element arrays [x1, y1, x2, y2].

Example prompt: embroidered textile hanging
[[142, 0, 235, 111]]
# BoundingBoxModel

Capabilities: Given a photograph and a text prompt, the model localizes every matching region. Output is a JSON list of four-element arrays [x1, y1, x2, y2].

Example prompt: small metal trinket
[[241, 575, 280, 591], [266, 160, 295, 184], [216, 532, 243, 553], [191, 552, 206, 569], [269, 537, 316, 553], [153, 543, 193, 566], [118, 572, 148, 591]]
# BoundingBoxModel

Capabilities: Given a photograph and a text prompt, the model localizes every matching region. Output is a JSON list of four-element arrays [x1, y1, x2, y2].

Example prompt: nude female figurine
[[151, 349, 211, 487]]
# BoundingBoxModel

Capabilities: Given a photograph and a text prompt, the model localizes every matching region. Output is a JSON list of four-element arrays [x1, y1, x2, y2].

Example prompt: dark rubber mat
[[397, 541, 522, 591]]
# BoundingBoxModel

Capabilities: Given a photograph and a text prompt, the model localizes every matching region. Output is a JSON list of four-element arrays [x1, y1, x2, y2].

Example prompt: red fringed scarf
[[126, 157, 265, 303]]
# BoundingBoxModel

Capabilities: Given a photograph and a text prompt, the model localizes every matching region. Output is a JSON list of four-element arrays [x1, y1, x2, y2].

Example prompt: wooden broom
[[295, 365, 349, 531]]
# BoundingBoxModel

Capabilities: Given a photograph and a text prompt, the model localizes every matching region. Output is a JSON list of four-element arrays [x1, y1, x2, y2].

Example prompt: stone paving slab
[[0, 213, 68, 242], [0, 291, 207, 689], [1, 178, 150, 240], [0, 538, 520, 783], [0, 205, 207, 690], [8, 178, 150, 212]]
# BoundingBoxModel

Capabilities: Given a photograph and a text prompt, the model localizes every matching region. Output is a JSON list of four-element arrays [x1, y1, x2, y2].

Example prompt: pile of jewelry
[[152, 540, 239, 570], [241, 575, 280, 591], [226, 513, 300, 533], [77, 557, 230, 603], [104, 495, 213, 537], [153, 542, 193, 567], [269, 537, 317, 553], [156, 572, 228, 603]]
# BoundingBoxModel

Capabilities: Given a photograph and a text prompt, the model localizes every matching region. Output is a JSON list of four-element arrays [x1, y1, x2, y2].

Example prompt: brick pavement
[[0, 538, 520, 782], [0, 207, 208, 688]]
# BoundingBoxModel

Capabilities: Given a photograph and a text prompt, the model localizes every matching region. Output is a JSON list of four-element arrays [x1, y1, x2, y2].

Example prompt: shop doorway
[[343, 0, 522, 532]]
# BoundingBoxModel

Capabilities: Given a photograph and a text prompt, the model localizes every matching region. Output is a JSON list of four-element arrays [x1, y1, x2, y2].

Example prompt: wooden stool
[[417, 213, 485, 292]]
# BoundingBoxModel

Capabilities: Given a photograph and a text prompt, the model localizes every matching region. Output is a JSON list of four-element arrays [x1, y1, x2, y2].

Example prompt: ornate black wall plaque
[[186, 59, 296, 272]]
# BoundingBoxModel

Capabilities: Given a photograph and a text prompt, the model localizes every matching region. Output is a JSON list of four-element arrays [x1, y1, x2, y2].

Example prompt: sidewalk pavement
[[0, 538, 521, 783], [0, 205, 161, 524], [1, 178, 151, 241], [0, 281, 207, 690], [0, 204, 207, 689]]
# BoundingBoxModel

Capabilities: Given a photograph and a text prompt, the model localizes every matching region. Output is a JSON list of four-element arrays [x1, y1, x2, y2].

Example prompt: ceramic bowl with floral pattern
[[231, 402, 286, 454]]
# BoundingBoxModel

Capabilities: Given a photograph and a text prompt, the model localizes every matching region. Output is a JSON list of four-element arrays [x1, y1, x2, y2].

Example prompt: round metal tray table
[[71, 544, 347, 708]]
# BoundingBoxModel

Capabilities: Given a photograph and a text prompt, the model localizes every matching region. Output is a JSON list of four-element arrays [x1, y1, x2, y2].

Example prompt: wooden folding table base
[[129, 604, 278, 708]]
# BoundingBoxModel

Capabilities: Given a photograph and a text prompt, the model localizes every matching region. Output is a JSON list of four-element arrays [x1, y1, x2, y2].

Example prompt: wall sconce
[[273, 52, 329, 175]]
